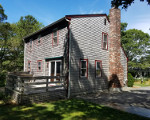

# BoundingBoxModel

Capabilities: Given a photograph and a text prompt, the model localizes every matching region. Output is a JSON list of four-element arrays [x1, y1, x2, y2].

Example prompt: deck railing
[[6, 72, 66, 94]]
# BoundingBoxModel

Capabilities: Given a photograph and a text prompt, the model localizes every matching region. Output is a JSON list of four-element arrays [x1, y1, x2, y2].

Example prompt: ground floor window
[[37, 60, 42, 72], [95, 60, 102, 77], [80, 59, 88, 77], [27, 61, 31, 72]]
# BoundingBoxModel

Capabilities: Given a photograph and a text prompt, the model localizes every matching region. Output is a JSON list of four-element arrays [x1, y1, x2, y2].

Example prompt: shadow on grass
[[0, 99, 149, 120]]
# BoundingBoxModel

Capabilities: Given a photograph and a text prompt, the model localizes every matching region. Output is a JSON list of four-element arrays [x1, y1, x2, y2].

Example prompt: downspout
[[23, 39, 26, 72], [66, 17, 71, 99]]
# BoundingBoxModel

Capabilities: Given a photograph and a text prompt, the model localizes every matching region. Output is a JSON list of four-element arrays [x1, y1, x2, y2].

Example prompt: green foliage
[[0, 92, 5, 100], [0, 99, 149, 120], [111, 0, 150, 9], [7, 15, 44, 71], [0, 72, 6, 87], [0, 4, 7, 22], [121, 23, 128, 36], [0, 3, 43, 74], [121, 26, 150, 71], [2, 95, 11, 105], [128, 73, 135, 87]]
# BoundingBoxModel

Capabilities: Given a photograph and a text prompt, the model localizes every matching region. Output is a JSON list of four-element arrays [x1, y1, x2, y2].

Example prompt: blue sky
[[1, 0, 150, 34]]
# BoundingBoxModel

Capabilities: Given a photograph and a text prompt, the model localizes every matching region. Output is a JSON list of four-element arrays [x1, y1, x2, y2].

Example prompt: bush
[[127, 73, 135, 87], [0, 92, 5, 100], [0, 72, 6, 87]]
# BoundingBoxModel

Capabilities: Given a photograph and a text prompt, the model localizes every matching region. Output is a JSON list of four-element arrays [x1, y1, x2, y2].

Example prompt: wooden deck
[[6, 72, 67, 94]]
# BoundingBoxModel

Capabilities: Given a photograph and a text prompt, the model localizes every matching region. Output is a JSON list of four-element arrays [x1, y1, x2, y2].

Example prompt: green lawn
[[0, 99, 149, 120], [134, 80, 150, 87]]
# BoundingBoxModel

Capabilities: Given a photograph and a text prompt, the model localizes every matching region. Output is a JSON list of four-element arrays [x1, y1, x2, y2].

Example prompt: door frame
[[49, 60, 62, 81]]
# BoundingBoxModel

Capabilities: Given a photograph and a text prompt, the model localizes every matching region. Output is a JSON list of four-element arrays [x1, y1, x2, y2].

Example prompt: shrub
[[0, 72, 6, 87], [0, 92, 5, 100], [127, 73, 135, 87]]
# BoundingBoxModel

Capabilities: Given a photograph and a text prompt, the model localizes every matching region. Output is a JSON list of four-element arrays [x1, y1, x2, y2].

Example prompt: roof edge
[[24, 14, 109, 41], [65, 14, 109, 22], [23, 17, 66, 40]]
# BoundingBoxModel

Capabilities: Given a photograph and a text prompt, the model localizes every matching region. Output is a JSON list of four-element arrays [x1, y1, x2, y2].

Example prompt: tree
[[0, 4, 11, 86], [9, 15, 44, 71], [0, 4, 10, 73], [121, 27, 150, 74], [111, 0, 150, 9], [121, 22, 128, 36], [0, 4, 7, 22]]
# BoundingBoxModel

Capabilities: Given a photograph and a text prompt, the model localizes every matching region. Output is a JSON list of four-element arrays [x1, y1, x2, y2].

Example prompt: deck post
[[46, 78, 48, 92]]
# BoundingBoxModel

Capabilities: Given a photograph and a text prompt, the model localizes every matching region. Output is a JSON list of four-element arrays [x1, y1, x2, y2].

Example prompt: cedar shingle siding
[[24, 14, 127, 96]]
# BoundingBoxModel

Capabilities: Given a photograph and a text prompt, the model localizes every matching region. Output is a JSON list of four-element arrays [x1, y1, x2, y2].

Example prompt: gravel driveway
[[76, 87, 150, 109]]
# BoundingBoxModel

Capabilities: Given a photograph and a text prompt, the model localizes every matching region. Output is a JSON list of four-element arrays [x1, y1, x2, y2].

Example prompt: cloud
[[79, 8, 104, 14], [127, 15, 150, 35], [128, 22, 150, 35], [89, 10, 104, 14]]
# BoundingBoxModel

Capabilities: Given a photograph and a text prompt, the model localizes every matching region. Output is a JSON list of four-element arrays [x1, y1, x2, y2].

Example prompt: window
[[37, 60, 42, 72], [80, 59, 88, 77], [52, 29, 58, 46], [102, 33, 108, 50], [95, 60, 102, 77], [29, 39, 32, 49], [104, 18, 106, 25], [28, 61, 31, 72], [37, 35, 41, 45]]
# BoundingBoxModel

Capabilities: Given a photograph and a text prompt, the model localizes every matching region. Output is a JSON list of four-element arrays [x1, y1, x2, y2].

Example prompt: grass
[[134, 79, 150, 87], [0, 99, 149, 120]]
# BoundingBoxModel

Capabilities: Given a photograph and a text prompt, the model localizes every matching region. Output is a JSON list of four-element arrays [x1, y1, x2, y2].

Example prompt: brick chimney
[[109, 7, 124, 88]]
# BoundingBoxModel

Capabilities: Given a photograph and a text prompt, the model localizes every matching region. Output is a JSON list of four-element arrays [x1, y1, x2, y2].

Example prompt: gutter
[[23, 17, 66, 41]]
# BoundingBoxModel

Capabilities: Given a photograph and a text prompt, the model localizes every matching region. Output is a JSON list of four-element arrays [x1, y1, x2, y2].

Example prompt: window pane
[[104, 19, 106, 25], [104, 34, 107, 42], [96, 70, 101, 77], [53, 30, 57, 45], [103, 42, 107, 49], [97, 62, 101, 69], [53, 38, 57, 44], [28, 62, 30, 68], [53, 31, 57, 37], [38, 38, 40, 43], [28, 62, 30, 71], [38, 62, 41, 70], [81, 69, 86, 77], [56, 62, 61, 74], [81, 61, 86, 68], [96, 61, 101, 77], [51, 62, 55, 74], [30, 40, 32, 48]]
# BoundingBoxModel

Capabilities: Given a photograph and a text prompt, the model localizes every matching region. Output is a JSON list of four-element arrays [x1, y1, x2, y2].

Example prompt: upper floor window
[[37, 60, 42, 72], [104, 18, 106, 25], [80, 59, 88, 77], [37, 35, 41, 45], [28, 61, 31, 72], [95, 60, 102, 77], [102, 32, 108, 50], [29, 39, 32, 49], [52, 29, 58, 46]]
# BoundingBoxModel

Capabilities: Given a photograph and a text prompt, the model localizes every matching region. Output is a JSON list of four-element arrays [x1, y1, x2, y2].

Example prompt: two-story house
[[24, 9, 127, 97]]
